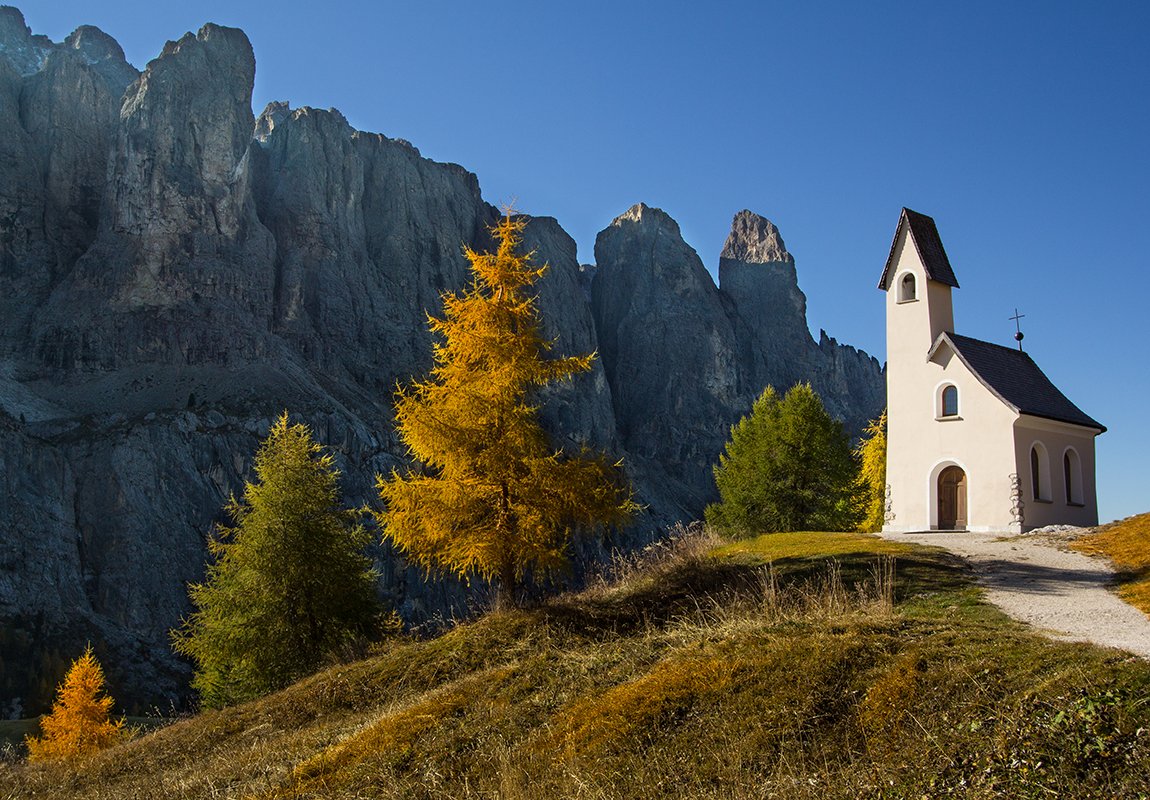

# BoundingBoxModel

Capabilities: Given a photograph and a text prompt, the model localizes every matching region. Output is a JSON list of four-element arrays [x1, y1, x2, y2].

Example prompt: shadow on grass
[[537, 546, 973, 640]]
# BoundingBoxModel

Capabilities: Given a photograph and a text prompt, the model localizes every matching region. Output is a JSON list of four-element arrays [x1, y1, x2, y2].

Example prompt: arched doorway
[[937, 466, 967, 530]]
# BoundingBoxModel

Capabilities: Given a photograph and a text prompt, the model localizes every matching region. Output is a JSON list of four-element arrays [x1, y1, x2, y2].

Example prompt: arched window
[[1064, 448, 1083, 505], [940, 385, 959, 417], [899, 273, 917, 302], [1030, 443, 1050, 502]]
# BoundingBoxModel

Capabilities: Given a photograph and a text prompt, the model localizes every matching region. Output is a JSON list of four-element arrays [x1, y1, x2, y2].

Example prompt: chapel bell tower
[[879, 208, 958, 369]]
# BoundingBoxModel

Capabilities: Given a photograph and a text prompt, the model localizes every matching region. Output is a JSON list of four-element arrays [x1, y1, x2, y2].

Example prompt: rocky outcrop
[[32, 24, 277, 375], [250, 102, 491, 404], [0, 9, 137, 349], [0, 5, 52, 75], [718, 209, 884, 433], [719, 210, 816, 394], [591, 206, 884, 509], [591, 204, 748, 513], [520, 216, 618, 452], [0, 9, 884, 715], [0, 7, 136, 347]]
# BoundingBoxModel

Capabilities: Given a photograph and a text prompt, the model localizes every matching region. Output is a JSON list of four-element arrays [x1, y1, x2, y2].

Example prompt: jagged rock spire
[[721, 209, 793, 265]]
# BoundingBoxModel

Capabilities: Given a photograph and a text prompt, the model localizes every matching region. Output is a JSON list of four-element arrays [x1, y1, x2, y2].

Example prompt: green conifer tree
[[706, 383, 860, 535], [172, 414, 380, 708]]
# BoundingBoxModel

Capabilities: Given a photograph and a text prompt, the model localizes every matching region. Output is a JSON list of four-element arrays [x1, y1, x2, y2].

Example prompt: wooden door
[[938, 466, 967, 530]]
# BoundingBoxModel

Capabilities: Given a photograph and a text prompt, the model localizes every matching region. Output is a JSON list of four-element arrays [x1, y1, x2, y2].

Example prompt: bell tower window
[[1064, 448, 1084, 505], [898, 272, 917, 302]]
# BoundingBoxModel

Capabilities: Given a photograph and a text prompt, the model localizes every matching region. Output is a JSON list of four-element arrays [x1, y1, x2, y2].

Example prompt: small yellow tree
[[25, 645, 126, 761], [376, 213, 635, 607], [854, 410, 887, 533]]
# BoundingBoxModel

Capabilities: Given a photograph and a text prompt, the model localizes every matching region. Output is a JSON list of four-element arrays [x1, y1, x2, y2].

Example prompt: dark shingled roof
[[932, 333, 1106, 432], [878, 208, 960, 290]]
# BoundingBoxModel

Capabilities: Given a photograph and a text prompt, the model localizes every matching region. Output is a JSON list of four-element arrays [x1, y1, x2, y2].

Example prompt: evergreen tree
[[376, 213, 635, 608], [854, 410, 887, 533], [706, 383, 859, 535], [25, 645, 126, 761], [172, 414, 380, 708]]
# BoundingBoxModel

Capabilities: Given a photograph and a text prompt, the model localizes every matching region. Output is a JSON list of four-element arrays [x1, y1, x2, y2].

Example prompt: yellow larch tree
[[376, 213, 635, 607], [25, 645, 126, 761], [854, 410, 887, 533]]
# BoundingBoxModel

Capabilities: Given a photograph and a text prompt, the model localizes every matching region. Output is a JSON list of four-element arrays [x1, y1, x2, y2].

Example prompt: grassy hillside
[[1072, 512, 1150, 615], [3, 529, 1149, 799]]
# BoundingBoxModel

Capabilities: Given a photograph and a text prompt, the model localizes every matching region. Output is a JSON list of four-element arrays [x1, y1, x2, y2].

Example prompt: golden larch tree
[[376, 213, 635, 607], [25, 645, 126, 761], [854, 410, 887, 533]]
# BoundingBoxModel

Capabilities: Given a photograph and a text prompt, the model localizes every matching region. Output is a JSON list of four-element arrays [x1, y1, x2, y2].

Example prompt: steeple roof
[[929, 332, 1106, 432], [878, 208, 959, 290]]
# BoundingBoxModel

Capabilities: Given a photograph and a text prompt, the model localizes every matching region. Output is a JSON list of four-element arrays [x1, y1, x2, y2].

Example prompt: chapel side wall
[[1013, 418, 1100, 529]]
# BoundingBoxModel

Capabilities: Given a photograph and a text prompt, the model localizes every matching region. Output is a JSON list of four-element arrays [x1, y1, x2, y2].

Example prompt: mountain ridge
[[0, 6, 883, 713]]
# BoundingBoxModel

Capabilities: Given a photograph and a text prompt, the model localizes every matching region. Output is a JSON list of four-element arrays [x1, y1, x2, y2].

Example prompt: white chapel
[[879, 208, 1105, 533]]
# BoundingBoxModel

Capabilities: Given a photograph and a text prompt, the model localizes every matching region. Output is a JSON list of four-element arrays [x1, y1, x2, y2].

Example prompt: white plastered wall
[[883, 223, 1019, 532], [1012, 416, 1100, 529], [886, 345, 1020, 532]]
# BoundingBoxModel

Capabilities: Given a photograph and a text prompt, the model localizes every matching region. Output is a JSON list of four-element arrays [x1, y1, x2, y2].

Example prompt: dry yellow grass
[[3, 530, 1149, 799], [1071, 512, 1150, 615]]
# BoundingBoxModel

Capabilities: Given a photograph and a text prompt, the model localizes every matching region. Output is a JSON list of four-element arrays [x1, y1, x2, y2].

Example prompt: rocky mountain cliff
[[0, 7, 883, 714]]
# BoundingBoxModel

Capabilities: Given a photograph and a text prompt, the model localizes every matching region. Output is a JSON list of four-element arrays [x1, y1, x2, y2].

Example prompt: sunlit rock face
[[0, 8, 882, 713]]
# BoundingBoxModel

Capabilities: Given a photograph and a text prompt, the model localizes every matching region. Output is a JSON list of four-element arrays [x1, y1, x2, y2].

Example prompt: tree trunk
[[497, 555, 518, 610], [496, 479, 518, 609]]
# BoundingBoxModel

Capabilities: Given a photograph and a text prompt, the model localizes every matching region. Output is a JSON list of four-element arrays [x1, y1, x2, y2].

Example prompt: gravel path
[[881, 530, 1150, 659]]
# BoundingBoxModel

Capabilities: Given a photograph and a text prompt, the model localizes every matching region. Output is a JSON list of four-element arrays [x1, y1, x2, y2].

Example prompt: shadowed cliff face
[[591, 205, 885, 517], [250, 103, 493, 404], [591, 204, 747, 512], [32, 23, 278, 374], [0, 7, 883, 713], [0, 10, 138, 349], [717, 209, 885, 433]]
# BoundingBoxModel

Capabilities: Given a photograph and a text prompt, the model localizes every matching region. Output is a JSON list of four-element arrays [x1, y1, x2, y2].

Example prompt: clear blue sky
[[24, 1, 1150, 523]]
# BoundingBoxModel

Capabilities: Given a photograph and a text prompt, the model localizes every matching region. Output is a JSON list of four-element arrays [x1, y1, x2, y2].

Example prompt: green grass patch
[[712, 530, 913, 563]]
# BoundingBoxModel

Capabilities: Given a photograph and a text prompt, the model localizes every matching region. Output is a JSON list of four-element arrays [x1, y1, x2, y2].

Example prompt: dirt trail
[[882, 530, 1150, 658]]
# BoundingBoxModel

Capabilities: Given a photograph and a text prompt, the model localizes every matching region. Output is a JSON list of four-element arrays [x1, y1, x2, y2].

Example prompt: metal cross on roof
[[1010, 308, 1026, 352]]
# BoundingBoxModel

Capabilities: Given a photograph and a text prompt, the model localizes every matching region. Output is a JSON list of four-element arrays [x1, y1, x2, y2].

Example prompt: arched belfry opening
[[937, 466, 967, 530], [899, 272, 917, 302]]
